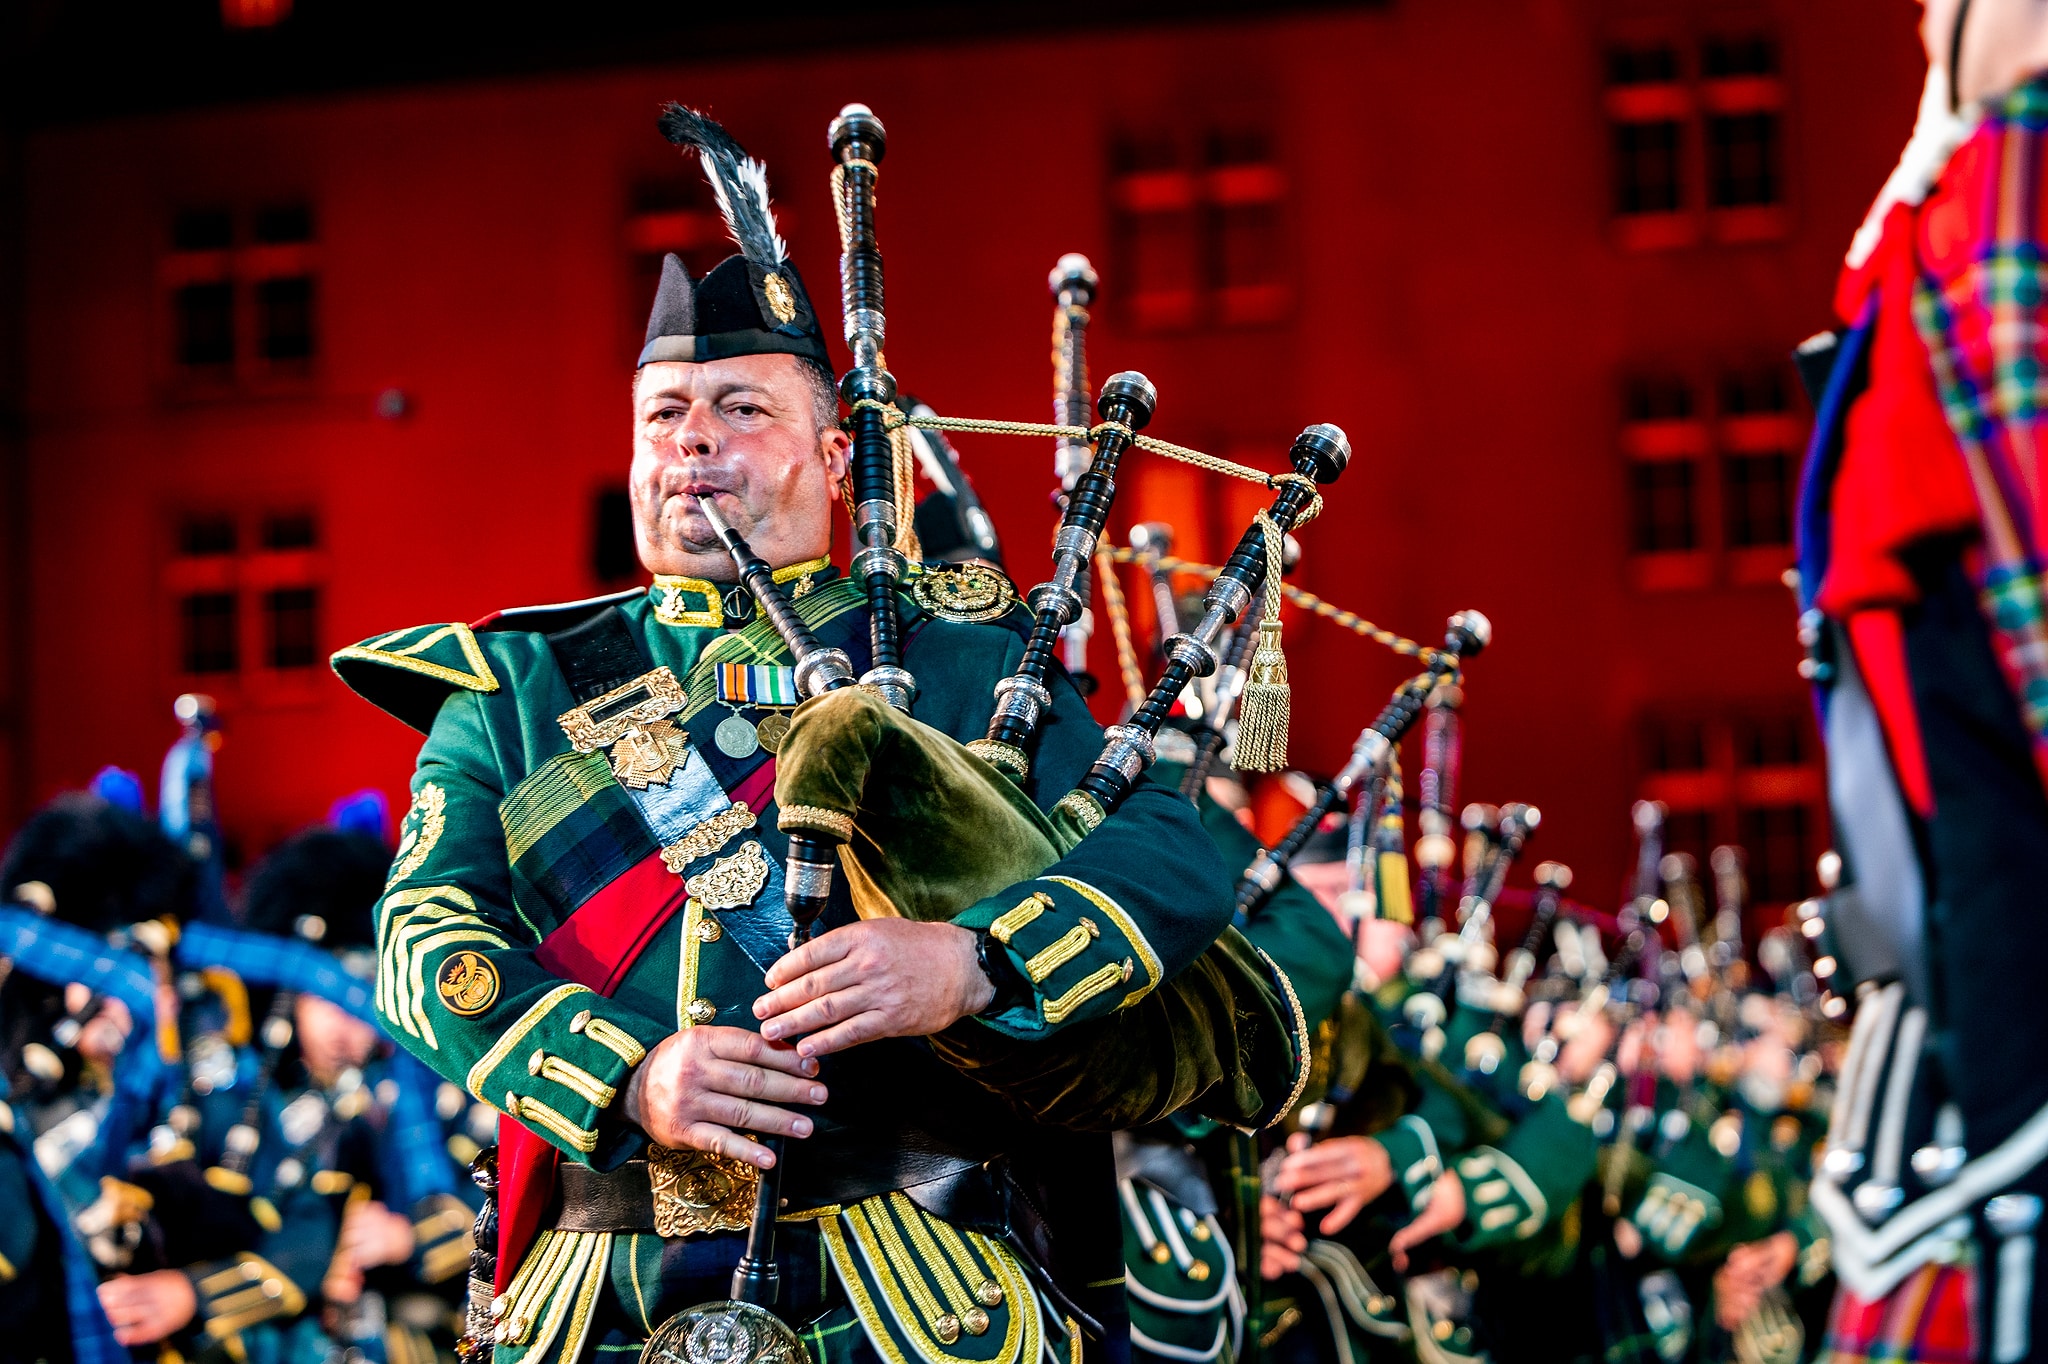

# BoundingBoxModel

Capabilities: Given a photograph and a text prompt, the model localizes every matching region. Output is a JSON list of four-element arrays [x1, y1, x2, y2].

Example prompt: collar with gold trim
[[650, 556, 834, 629]]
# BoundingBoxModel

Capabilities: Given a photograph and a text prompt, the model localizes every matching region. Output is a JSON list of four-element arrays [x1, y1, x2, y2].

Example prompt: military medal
[[712, 664, 798, 758], [713, 712, 759, 759]]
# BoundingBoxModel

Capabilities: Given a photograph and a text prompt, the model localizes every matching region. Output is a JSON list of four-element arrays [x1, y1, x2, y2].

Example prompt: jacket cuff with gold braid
[[951, 874, 1162, 1038], [410, 1191, 477, 1284], [184, 1253, 309, 1344], [456, 982, 659, 1169]]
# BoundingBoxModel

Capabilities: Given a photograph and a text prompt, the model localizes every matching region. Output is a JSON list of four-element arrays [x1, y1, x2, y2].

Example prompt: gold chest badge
[[912, 562, 1017, 623], [556, 667, 691, 790], [685, 840, 772, 912], [437, 951, 500, 1016]]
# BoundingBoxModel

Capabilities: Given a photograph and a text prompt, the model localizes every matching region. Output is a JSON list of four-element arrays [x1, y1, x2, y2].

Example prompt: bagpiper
[[332, 106, 1300, 1364]]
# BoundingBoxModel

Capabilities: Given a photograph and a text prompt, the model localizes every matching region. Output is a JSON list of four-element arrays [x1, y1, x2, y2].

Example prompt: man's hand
[[1259, 1194, 1307, 1279], [755, 919, 994, 1058], [1388, 1170, 1466, 1271], [63, 983, 133, 1067], [339, 1200, 417, 1271], [98, 1269, 198, 1346], [1714, 1232, 1799, 1330], [1273, 1133, 1393, 1236], [624, 1025, 826, 1168]]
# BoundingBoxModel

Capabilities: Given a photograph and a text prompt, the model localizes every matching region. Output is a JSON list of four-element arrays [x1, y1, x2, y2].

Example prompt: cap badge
[[762, 271, 798, 324]]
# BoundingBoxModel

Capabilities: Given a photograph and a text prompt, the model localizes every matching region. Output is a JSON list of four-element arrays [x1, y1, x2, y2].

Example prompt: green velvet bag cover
[[774, 688, 1303, 1132], [775, 687, 1072, 920]]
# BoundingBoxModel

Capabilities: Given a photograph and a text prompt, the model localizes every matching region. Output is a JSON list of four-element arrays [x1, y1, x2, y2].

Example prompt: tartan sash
[[1909, 78, 2048, 774]]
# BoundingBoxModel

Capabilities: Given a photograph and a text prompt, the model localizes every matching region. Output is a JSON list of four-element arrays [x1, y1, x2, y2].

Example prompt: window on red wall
[[1623, 363, 1804, 591], [167, 510, 326, 697], [1110, 126, 1291, 334], [164, 202, 318, 395], [1605, 31, 1789, 249]]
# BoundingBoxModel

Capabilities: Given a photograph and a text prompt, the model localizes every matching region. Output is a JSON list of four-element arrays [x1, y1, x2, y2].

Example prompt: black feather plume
[[658, 103, 788, 269]]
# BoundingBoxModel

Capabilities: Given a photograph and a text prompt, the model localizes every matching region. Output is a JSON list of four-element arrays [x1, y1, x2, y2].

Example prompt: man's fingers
[[695, 1057, 828, 1108], [706, 1028, 821, 1077], [761, 930, 855, 990], [753, 954, 864, 1019], [757, 983, 868, 1043], [679, 1122, 779, 1169], [1320, 1194, 1369, 1236], [1276, 1148, 1353, 1190], [795, 1011, 891, 1058], [1289, 1180, 1347, 1213], [699, 1093, 816, 1140]]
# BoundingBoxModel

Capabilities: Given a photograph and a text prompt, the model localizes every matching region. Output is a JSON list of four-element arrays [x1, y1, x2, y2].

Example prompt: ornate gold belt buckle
[[648, 1144, 760, 1238], [556, 667, 691, 789]]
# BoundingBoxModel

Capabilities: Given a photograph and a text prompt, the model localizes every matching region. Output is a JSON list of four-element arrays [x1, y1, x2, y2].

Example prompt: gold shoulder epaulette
[[331, 623, 501, 734]]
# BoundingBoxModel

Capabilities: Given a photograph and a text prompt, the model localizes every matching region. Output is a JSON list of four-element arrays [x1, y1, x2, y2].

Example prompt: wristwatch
[[973, 929, 1032, 1016]]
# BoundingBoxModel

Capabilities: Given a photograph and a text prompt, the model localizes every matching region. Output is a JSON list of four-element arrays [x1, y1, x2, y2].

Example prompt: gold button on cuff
[[934, 1314, 962, 1345], [528, 1050, 545, 1075], [963, 1308, 991, 1336], [696, 918, 722, 943], [1187, 1261, 1211, 1281], [687, 999, 717, 1024], [976, 1280, 1003, 1308], [569, 1010, 591, 1033]]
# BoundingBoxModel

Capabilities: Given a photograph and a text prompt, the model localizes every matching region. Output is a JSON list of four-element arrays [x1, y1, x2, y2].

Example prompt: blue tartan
[[0, 905, 168, 1177], [176, 920, 377, 1024], [382, 1047, 463, 1207], [6, 1103, 127, 1364]]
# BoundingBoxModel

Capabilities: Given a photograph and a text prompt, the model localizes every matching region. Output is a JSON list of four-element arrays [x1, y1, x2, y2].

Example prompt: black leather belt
[[548, 1143, 996, 1233], [554, 1160, 664, 1232]]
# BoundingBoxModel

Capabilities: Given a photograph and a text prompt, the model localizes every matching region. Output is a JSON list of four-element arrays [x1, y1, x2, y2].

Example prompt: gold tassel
[[1232, 510, 1289, 772]]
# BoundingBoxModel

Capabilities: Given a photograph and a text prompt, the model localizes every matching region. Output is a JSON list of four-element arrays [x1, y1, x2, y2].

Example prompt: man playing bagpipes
[[333, 106, 1304, 1364], [1792, 1, 2048, 1361]]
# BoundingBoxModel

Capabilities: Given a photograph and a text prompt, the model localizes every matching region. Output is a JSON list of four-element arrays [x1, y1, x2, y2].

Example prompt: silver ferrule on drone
[[851, 545, 908, 584], [1029, 523, 1100, 626], [844, 303, 886, 354], [1332, 729, 1395, 801], [794, 649, 857, 699], [1095, 724, 1156, 785], [1243, 851, 1282, 895], [991, 674, 1051, 732], [786, 858, 837, 902], [861, 665, 916, 711]]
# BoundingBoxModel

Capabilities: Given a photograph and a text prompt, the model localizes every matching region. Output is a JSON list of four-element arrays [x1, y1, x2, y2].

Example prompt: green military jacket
[[335, 564, 1241, 1364]]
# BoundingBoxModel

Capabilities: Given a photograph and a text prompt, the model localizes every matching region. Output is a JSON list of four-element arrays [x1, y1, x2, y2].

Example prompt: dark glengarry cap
[[642, 105, 831, 372]]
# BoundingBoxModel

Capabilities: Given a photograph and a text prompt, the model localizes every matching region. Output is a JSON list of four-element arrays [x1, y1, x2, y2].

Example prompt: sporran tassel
[[1234, 510, 1290, 772]]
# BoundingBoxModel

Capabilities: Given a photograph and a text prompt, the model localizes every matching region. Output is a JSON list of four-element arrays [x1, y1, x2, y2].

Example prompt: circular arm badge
[[437, 951, 500, 1016]]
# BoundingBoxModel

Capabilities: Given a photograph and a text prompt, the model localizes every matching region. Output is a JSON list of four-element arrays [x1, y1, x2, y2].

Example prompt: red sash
[[493, 758, 778, 1289]]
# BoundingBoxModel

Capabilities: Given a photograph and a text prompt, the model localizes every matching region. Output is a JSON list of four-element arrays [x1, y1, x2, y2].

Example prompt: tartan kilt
[[1821, 1261, 1976, 1364]]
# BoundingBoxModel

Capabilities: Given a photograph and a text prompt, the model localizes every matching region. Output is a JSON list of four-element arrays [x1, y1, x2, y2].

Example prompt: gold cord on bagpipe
[[842, 401, 1326, 526], [1094, 543, 1454, 670], [1092, 544, 1148, 713]]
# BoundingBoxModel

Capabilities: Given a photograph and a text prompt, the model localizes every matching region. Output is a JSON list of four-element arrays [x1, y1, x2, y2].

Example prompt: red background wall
[[5, 0, 1928, 909]]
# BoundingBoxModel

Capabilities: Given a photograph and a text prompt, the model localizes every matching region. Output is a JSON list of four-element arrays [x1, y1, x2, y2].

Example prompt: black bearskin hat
[[240, 827, 389, 953], [1, 791, 197, 934]]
